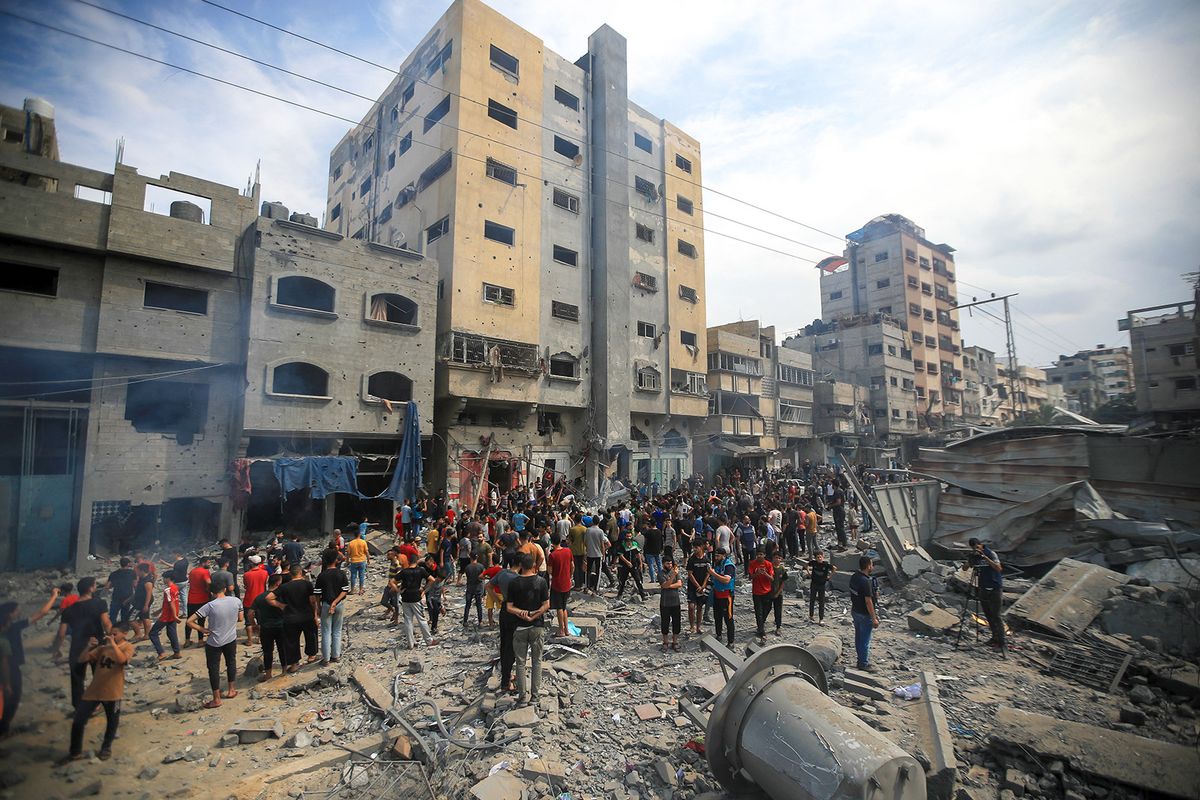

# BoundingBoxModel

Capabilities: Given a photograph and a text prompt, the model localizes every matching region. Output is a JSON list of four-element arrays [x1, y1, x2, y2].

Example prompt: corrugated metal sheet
[[872, 481, 940, 547], [915, 435, 1091, 502]]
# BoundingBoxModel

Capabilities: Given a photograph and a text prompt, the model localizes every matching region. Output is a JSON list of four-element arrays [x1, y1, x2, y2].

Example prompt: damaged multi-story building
[[1045, 344, 1135, 414], [1120, 297, 1199, 423], [0, 98, 437, 570], [324, 0, 708, 504]]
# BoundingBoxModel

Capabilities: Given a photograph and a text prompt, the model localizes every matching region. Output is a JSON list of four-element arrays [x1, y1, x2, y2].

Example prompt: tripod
[[955, 568, 984, 649]]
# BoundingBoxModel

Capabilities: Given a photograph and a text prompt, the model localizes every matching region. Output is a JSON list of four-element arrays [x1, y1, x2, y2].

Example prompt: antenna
[[114, 136, 125, 166]]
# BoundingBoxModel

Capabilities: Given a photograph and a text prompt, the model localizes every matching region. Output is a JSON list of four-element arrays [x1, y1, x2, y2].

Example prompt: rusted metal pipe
[[681, 636, 925, 800]]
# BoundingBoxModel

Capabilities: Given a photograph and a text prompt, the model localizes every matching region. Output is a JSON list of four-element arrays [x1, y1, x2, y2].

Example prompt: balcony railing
[[442, 331, 541, 374]]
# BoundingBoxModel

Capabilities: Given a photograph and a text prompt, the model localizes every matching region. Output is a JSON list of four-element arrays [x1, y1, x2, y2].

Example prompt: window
[[675, 154, 692, 173], [395, 184, 416, 209], [1176, 377, 1197, 391], [272, 362, 329, 398], [417, 150, 452, 190], [552, 188, 580, 213], [878, 305, 892, 315], [426, 40, 452, 77], [1168, 343, 1195, 356], [890, 376, 898, 386], [671, 369, 707, 395], [634, 176, 657, 203], [932, 257, 946, 272], [679, 285, 698, 304], [125, 380, 209, 434], [634, 132, 653, 153], [551, 301, 579, 322], [329, 204, 343, 224], [490, 411, 515, 428], [486, 157, 517, 185], [905, 249, 917, 262], [275, 276, 335, 313], [925, 336, 937, 348], [677, 195, 693, 215], [713, 353, 761, 374], [377, 205, 392, 225], [868, 343, 883, 355], [677, 240, 697, 258], [487, 99, 518, 129], [537, 411, 563, 435], [554, 85, 579, 110], [483, 220, 515, 246], [367, 371, 412, 402], [548, 353, 579, 378], [139, 281, 207, 316], [359, 176, 373, 195], [400, 82, 415, 111], [635, 223, 655, 243], [423, 94, 450, 133], [483, 283, 515, 306], [778, 364, 814, 386], [387, 151, 396, 170], [907, 276, 919, 288], [399, 132, 412, 156], [909, 303, 921, 316], [0, 263, 58, 297], [680, 331, 697, 348], [553, 136, 580, 161], [636, 366, 661, 391], [489, 44, 519, 77], [923, 309, 935, 322], [921, 282, 932, 295], [426, 215, 450, 244], [333, 164, 342, 181], [874, 251, 888, 263], [876, 278, 890, 289], [637, 321, 656, 338], [892, 408, 901, 419], [552, 245, 578, 266], [830, 290, 843, 300], [887, 345, 897, 355], [633, 272, 657, 292], [919, 256, 931, 269], [363, 134, 374, 153], [368, 293, 418, 326]]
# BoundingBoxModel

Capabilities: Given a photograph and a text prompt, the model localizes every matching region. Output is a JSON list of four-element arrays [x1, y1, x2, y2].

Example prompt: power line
[[1, 9, 823, 265], [193, 0, 849, 247], [0, 361, 227, 386], [0, 363, 232, 400], [957, 278, 1086, 354]]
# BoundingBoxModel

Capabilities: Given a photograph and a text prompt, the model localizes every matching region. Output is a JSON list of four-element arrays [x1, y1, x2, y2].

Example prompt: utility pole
[[955, 293, 1020, 423]]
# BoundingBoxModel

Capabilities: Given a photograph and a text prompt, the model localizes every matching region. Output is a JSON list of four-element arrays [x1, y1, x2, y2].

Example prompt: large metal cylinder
[[698, 642, 924, 800]]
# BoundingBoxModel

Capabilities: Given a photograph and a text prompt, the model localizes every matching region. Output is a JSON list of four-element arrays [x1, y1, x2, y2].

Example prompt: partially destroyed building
[[1120, 298, 1199, 422]]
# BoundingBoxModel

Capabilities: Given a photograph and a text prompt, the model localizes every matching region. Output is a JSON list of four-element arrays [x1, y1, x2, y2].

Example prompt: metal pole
[[1003, 296, 1020, 421]]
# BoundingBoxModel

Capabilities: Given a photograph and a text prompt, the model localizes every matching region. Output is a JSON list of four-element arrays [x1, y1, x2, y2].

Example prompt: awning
[[714, 441, 774, 457]]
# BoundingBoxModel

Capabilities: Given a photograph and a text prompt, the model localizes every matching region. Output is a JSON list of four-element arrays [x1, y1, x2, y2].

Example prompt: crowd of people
[[0, 459, 904, 762]]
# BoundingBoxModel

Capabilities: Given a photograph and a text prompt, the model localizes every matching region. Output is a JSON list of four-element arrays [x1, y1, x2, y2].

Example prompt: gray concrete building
[[961, 344, 1001, 425], [1119, 299, 1199, 420], [1046, 344, 1135, 414]]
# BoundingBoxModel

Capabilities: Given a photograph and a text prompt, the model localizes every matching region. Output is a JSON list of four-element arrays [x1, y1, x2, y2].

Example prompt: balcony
[[442, 330, 540, 375], [721, 415, 764, 436]]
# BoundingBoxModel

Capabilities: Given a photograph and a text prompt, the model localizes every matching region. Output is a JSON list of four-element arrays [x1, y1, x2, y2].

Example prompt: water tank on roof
[[23, 97, 55, 119], [169, 201, 204, 223], [289, 212, 318, 227], [261, 201, 289, 219]]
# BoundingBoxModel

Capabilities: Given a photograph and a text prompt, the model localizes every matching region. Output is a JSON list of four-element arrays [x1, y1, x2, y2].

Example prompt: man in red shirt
[[749, 550, 775, 644], [481, 559, 503, 627], [149, 572, 182, 660], [398, 540, 421, 568], [242, 556, 269, 646], [546, 533, 574, 637], [185, 557, 212, 646]]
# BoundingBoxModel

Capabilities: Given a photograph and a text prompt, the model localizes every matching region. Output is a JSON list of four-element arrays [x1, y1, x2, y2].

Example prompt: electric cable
[[0, 362, 232, 400]]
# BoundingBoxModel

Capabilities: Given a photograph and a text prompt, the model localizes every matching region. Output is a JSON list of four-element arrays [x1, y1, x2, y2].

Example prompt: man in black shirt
[[686, 541, 711, 634], [282, 535, 305, 570], [251, 574, 286, 681], [848, 556, 879, 670], [806, 551, 836, 623], [314, 552, 349, 664], [830, 486, 847, 549], [505, 553, 549, 706], [273, 566, 317, 673], [105, 558, 137, 625], [398, 561, 436, 649], [970, 537, 1005, 650], [55, 577, 111, 707], [217, 540, 240, 598]]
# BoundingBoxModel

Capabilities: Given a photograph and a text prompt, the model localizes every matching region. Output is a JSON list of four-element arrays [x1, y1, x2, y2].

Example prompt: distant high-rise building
[[325, 0, 708, 500]]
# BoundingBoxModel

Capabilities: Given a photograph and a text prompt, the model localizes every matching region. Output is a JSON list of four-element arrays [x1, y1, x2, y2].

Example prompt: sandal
[[203, 700, 221, 709], [223, 689, 238, 699]]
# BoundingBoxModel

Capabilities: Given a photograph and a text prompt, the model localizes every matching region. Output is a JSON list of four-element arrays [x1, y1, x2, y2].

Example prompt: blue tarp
[[273, 456, 361, 500], [379, 400, 422, 502]]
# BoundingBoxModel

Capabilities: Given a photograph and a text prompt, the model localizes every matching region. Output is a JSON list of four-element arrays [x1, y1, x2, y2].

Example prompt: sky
[[2, 0, 1198, 367]]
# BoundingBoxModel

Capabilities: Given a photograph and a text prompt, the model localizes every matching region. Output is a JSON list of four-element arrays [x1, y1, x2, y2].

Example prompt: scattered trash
[[567, 622, 582, 636], [488, 760, 510, 776], [893, 683, 923, 700]]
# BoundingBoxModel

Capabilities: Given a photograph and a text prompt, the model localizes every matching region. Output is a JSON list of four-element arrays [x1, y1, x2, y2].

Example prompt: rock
[[407, 660, 424, 675], [1003, 768, 1027, 796], [902, 552, 935, 578], [137, 767, 160, 781], [228, 719, 285, 744], [521, 759, 566, 789], [220, 733, 240, 748], [174, 695, 203, 713], [71, 781, 102, 797], [287, 731, 313, 749], [502, 705, 540, 728], [469, 770, 527, 800], [1137, 635, 1162, 653], [1129, 685, 1155, 705], [1119, 706, 1147, 725], [654, 759, 677, 786], [317, 670, 341, 688], [907, 604, 960, 635]]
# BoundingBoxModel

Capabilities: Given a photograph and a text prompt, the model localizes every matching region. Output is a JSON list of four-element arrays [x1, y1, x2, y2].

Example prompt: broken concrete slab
[[990, 706, 1200, 799], [469, 770, 527, 800], [691, 672, 728, 697], [227, 719, 284, 744], [916, 672, 957, 800], [634, 702, 662, 721], [570, 616, 603, 645], [907, 603, 960, 635], [352, 666, 394, 713], [1101, 597, 1200, 658], [521, 758, 566, 789], [844, 668, 890, 689], [1005, 558, 1128, 639], [842, 677, 892, 703], [502, 705, 540, 728]]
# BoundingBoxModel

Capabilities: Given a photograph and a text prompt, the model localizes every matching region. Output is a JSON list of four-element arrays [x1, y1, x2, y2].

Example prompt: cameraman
[[968, 537, 1005, 650]]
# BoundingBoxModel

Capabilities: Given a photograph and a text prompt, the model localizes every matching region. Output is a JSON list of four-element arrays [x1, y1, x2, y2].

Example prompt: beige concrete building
[[1120, 299, 1199, 419], [326, 0, 707, 501], [1046, 344, 1135, 414], [961, 344, 1002, 425], [995, 361, 1063, 423], [819, 214, 963, 424]]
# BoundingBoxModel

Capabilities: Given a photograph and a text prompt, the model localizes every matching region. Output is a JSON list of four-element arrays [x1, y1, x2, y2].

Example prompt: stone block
[[571, 616, 603, 645], [470, 770, 527, 800], [502, 705, 540, 728], [228, 719, 284, 744], [843, 677, 892, 702], [907, 604, 960, 635], [521, 758, 567, 789]]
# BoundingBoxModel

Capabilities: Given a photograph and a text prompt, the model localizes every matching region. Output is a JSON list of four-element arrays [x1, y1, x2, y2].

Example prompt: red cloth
[[243, 565, 268, 608], [158, 583, 180, 622], [548, 547, 574, 593], [230, 458, 253, 510], [60, 594, 80, 611], [187, 567, 211, 605], [750, 560, 774, 595]]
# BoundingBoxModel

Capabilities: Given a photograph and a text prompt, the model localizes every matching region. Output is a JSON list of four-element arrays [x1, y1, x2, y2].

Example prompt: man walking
[[148, 572, 182, 661], [506, 553, 549, 707], [54, 578, 110, 708], [849, 556, 880, 670], [462, 552, 485, 628], [707, 548, 737, 647], [398, 556, 437, 649], [749, 550, 774, 644], [807, 550, 835, 623], [614, 530, 648, 601], [583, 517, 608, 595], [184, 557, 211, 647], [65, 623, 134, 761]]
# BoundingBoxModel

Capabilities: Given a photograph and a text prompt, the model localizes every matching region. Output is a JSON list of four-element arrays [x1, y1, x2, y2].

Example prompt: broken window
[[636, 366, 661, 391], [779, 401, 812, 424], [677, 239, 697, 258], [399, 132, 413, 155], [272, 362, 329, 397], [483, 283, 515, 306], [125, 380, 209, 435], [551, 301, 579, 322], [868, 343, 883, 355], [368, 293, 418, 325], [637, 321, 656, 338], [487, 99, 518, 129], [367, 371, 413, 402], [275, 276, 335, 313], [548, 352, 580, 379], [552, 188, 580, 213], [447, 331, 538, 372], [400, 82, 415, 111], [635, 223, 654, 243], [552, 245, 578, 266], [553, 136, 580, 161], [427, 215, 450, 244], [145, 281, 208, 314], [0, 262, 58, 296], [417, 150, 452, 190], [359, 176, 372, 196], [489, 44, 519, 78], [680, 330, 697, 348], [486, 158, 517, 185], [143, 185, 210, 224], [554, 86, 579, 110], [330, 203, 342, 221], [632, 272, 657, 292], [423, 94, 451, 133], [396, 184, 416, 209], [426, 40, 452, 77], [537, 411, 563, 435], [634, 132, 653, 153], [670, 369, 706, 395], [675, 154, 692, 173], [634, 176, 657, 202], [483, 220, 515, 245], [377, 205, 392, 225], [677, 195, 693, 215], [678, 285, 698, 303]]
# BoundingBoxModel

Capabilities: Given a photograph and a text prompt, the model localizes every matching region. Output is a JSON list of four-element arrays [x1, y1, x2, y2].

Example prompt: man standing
[[187, 581, 242, 708], [242, 556, 268, 646], [830, 483, 847, 550], [217, 539, 240, 598], [346, 529, 370, 595], [546, 533, 573, 637], [0, 589, 60, 736], [806, 551, 835, 623], [749, 550, 774, 644], [400, 499, 414, 540], [805, 506, 820, 557], [282, 535, 305, 570], [714, 516, 733, 560], [848, 556, 880, 670], [736, 515, 758, 576], [970, 537, 1006, 652], [104, 558, 137, 626], [66, 623, 134, 761], [769, 551, 788, 636], [658, 555, 683, 652], [462, 552, 485, 628], [506, 553, 549, 707], [251, 574, 286, 682], [685, 540, 710, 635], [314, 552, 349, 664], [276, 565, 318, 672], [568, 515, 587, 589], [707, 548, 737, 647], [583, 517, 608, 595], [642, 522, 664, 584], [614, 530, 647, 601], [55, 578, 111, 708], [398, 556, 437, 649]]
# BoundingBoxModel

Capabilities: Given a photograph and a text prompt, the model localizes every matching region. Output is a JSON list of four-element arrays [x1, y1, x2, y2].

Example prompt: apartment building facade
[[325, 0, 707, 503], [1046, 344, 1135, 414], [961, 344, 1002, 424], [1119, 300, 1199, 419], [819, 214, 963, 424], [994, 361, 1065, 423]]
